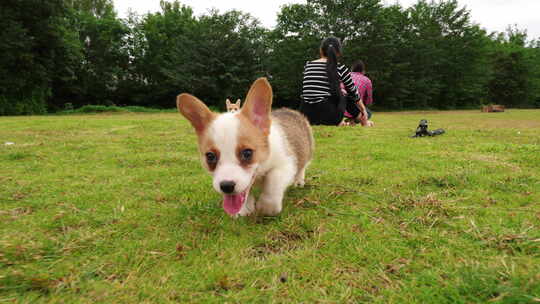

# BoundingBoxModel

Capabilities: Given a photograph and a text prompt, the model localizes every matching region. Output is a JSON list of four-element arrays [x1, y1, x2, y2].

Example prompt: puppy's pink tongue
[[223, 193, 245, 215]]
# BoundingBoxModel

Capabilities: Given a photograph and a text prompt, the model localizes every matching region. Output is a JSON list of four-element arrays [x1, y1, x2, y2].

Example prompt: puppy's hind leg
[[256, 166, 295, 216]]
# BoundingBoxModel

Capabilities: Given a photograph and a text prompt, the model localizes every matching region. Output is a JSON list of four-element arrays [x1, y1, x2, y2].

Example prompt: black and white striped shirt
[[302, 61, 359, 104]]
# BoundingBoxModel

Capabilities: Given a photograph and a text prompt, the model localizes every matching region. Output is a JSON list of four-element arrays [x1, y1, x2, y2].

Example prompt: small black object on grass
[[411, 119, 445, 138]]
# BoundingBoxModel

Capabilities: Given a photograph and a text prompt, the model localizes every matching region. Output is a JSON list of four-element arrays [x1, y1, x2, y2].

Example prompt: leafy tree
[[66, 0, 115, 18], [52, 0, 129, 110], [265, 15, 320, 108], [0, 0, 78, 114], [193, 9, 267, 106], [529, 39, 540, 108], [130, 1, 199, 108], [400, 0, 491, 109], [485, 26, 540, 108], [115, 11, 151, 107], [129, 1, 266, 108]]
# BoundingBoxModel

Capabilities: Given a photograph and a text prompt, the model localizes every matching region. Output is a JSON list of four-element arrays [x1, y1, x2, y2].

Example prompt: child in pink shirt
[[342, 60, 374, 126]]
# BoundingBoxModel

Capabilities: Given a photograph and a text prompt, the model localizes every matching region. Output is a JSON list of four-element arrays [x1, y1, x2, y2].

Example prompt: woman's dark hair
[[352, 60, 365, 73], [320, 37, 342, 96]]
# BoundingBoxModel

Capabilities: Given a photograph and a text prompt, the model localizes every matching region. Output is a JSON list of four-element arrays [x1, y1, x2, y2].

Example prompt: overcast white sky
[[113, 0, 540, 39]]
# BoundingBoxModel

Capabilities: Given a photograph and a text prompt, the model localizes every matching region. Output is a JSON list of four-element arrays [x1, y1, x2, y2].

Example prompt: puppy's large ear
[[235, 99, 241, 106], [240, 78, 272, 135], [226, 99, 231, 107], [177, 94, 215, 134]]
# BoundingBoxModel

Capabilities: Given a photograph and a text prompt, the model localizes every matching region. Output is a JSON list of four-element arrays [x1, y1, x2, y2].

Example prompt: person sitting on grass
[[299, 37, 368, 126], [342, 60, 374, 126]]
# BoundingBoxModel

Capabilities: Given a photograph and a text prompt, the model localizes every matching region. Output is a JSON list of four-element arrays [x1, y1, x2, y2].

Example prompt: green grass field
[[1, 110, 540, 303]]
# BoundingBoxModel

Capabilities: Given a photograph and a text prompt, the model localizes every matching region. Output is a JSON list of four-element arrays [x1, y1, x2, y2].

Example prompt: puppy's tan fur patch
[[236, 114, 270, 169], [271, 108, 313, 171], [241, 79, 272, 136], [177, 94, 216, 136], [177, 94, 219, 171]]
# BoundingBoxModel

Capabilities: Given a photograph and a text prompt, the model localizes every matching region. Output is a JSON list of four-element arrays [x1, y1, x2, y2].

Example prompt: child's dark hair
[[352, 60, 365, 73], [320, 37, 342, 96]]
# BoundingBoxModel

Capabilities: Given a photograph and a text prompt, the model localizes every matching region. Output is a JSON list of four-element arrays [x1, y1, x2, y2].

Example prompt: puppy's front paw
[[255, 198, 282, 216], [237, 195, 255, 217], [293, 179, 305, 187], [237, 207, 253, 217]]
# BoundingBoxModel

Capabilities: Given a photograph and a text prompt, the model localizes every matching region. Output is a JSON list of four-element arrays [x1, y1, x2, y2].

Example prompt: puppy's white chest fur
[[256, 123, 296, 177]]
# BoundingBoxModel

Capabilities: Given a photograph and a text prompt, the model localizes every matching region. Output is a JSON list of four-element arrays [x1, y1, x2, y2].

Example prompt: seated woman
[[299, 37, 367, 126]]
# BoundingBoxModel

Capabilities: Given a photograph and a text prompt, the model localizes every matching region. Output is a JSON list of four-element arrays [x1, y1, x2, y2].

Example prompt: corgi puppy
[[226, 98, 241, 113], [177, 78, 314, 217]]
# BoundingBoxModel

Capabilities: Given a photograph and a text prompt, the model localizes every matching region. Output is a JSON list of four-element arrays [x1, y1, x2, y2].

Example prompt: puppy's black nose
[[220, 181, 236, 194]]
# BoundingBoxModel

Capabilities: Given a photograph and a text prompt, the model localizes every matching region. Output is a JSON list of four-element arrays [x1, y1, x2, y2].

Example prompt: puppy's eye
[[205, 152, 218, 164], [240, 149, 253, 161]]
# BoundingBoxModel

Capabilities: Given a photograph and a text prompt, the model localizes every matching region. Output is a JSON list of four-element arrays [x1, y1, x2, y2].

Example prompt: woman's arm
[[338, 65, 360, 101]]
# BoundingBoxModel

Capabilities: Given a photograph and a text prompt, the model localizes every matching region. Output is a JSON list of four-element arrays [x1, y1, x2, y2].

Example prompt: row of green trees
[[1, 0, 539, 115]]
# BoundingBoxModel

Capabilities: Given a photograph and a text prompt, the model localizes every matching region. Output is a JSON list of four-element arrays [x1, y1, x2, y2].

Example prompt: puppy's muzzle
[[220, 181, 236, 194]]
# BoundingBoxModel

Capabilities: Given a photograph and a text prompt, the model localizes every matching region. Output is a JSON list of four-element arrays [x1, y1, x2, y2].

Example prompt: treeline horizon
[[1, 0, 540, 115]]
